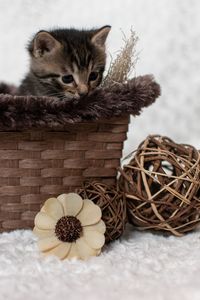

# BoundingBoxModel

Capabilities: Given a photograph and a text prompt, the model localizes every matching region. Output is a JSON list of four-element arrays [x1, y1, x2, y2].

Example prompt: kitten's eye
[[89, 72, 98, 81], [61, 75, 74, 84]]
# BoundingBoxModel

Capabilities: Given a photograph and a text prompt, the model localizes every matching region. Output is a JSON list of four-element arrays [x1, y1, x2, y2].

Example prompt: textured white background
[[0, 1, 200, 300], [0, 0, 199, 154]]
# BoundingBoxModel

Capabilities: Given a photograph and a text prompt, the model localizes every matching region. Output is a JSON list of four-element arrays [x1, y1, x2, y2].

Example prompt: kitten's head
[[28, 26, 111, 99]]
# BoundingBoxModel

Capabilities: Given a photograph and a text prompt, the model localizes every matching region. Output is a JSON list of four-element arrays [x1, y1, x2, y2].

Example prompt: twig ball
[[77, 181, 126, 243], [118, 135, 200, 236]]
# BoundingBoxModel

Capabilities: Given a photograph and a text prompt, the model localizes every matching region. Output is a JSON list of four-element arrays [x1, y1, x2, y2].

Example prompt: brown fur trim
[[0, 75, 160, 130]]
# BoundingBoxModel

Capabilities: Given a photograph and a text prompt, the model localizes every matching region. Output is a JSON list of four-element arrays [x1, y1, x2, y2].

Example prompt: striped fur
[[18, 26, 111, 100]]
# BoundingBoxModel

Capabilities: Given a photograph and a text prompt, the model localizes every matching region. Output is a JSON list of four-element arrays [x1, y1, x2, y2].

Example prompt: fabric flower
[[33, 193, 106, 260]]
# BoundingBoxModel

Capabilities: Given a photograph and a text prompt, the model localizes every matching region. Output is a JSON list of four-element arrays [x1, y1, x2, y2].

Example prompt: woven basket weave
[[0, 116, 129, 232]]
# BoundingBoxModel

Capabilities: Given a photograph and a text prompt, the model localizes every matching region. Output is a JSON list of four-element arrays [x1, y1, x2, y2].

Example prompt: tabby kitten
[[18, 26, 111, 100]]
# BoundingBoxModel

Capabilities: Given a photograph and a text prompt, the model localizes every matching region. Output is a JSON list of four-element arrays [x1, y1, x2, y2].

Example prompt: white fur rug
[[0, 227, 200, 300]]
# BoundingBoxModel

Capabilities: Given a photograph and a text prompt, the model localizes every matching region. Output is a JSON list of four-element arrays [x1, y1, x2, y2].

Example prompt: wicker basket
[[0, 116, 129, 232], [0, 74, 161, 232]]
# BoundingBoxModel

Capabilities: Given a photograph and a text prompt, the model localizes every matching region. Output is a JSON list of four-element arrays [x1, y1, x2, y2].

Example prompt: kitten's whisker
[[46, 92, 63, 97], [44, 88, 73, 99], [42, 89, 65, 98]]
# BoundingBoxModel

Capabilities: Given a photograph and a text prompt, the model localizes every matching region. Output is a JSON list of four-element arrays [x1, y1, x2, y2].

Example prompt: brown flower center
[[55, 216, 82, 243]]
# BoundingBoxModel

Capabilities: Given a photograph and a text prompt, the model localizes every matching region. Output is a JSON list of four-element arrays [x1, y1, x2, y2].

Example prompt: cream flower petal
[[33, 226, 55, 239], [76, 237, 97, 260], [67, 243, 80, 259], [84, 220, 106, 234], [83, 230, 105, 249], [77, 200, 102, 226], [57, 193, 83, 216], [34, 212, 57, 230], [38, 236, 61, 252], [44, 243, 71, 259], [41, 197, 64, 220], [95, 249, 101, 256]]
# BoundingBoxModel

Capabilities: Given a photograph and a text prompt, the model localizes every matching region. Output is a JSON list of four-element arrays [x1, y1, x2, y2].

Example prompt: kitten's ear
[[91, 25, 111, 48], [32, 31, 61, 58]]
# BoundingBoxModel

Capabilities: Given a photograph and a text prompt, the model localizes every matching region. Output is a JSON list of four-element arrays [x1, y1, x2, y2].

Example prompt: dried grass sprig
[[103, 29, 138, 87]]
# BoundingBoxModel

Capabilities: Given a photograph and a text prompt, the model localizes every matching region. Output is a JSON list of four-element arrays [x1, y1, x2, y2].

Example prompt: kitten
[[18, 26, 111, 100]]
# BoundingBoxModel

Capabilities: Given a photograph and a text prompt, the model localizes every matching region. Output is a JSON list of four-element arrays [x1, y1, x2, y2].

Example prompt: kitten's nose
[[78, 91, 88, 97], [78, 85, 88, 97], [78, 92, 88, 97]]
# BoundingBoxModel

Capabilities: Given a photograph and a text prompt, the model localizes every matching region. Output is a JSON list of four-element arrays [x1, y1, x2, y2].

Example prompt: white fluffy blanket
[[1, 227, 200, 300]]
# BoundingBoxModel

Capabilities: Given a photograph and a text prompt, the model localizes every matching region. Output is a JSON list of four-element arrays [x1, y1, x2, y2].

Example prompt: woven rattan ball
[[77, 181, 126, 243], [118, 135, 200, 236]]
